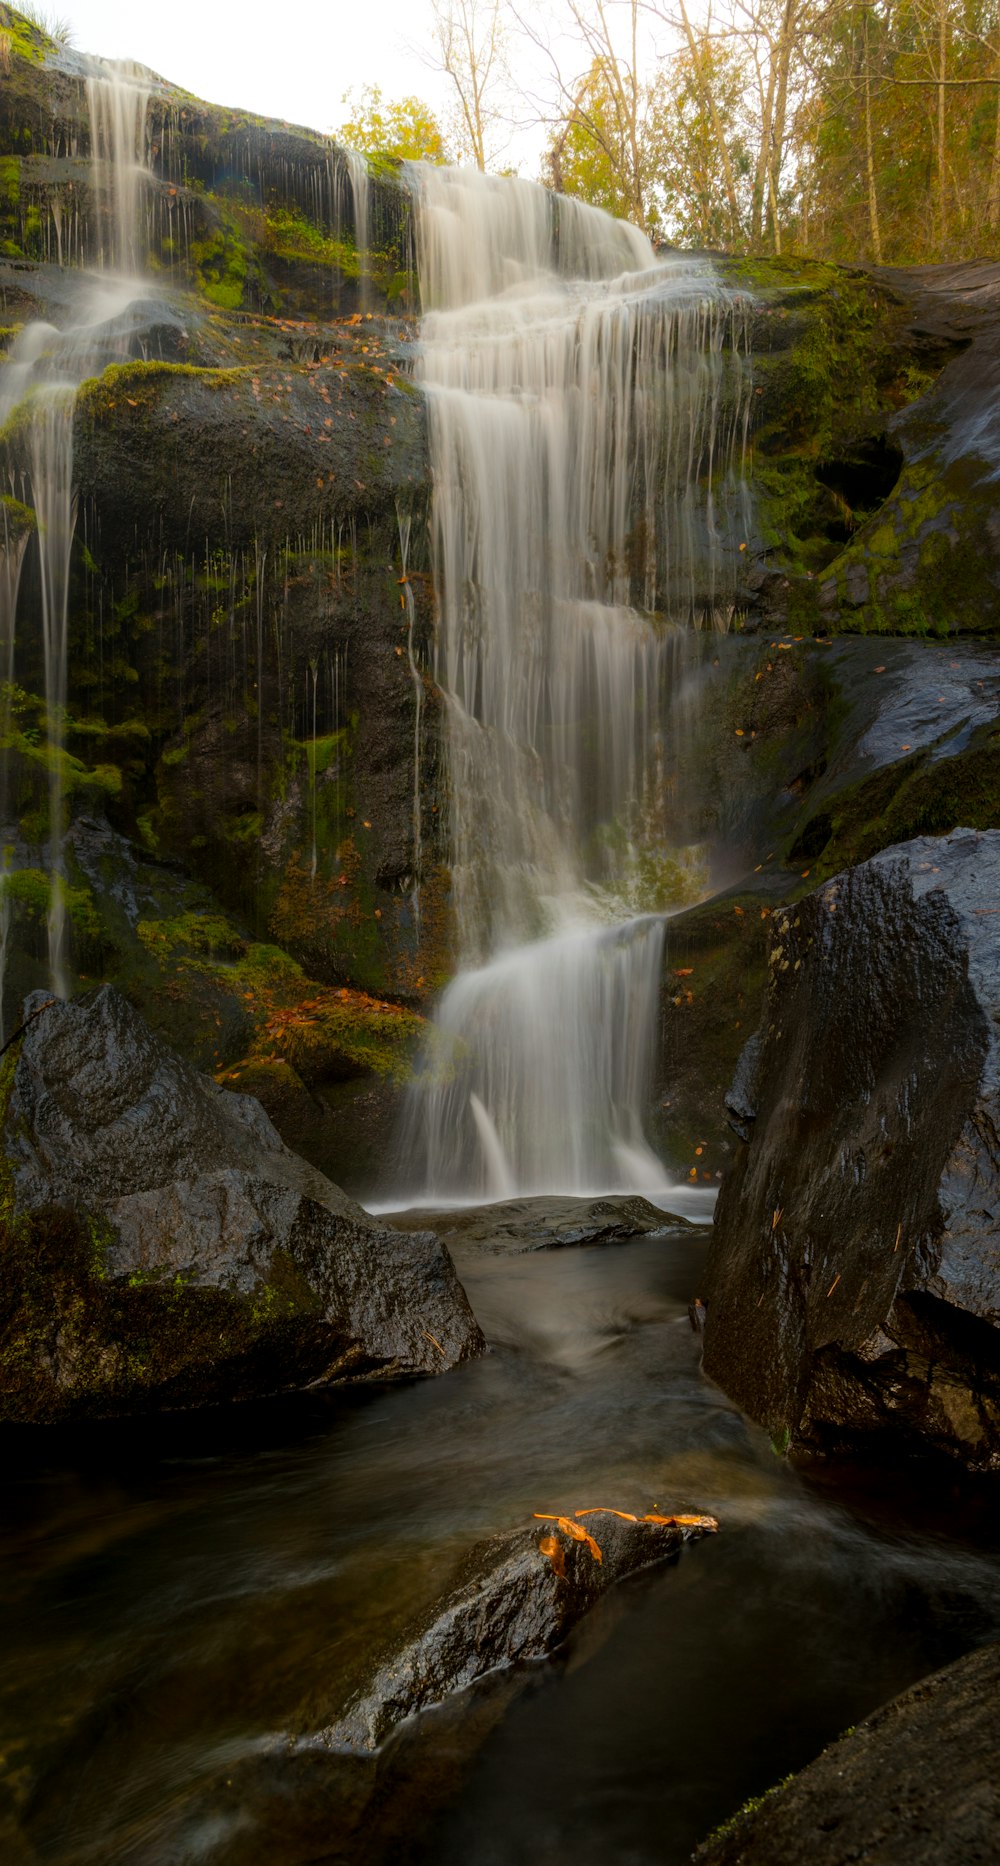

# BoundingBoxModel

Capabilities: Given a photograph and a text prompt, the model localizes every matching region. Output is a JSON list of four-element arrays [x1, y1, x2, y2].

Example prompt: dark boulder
[[703, 829, 1000, 1473], [691, 1639, 1000, 1866], [0, 985, 485, 1423], [303, 1506, 719, 1753]]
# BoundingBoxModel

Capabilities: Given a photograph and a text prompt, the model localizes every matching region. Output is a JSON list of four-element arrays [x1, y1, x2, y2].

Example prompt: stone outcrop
[[387, 1193, 689, 1255], [656, 634, 1000, 1174], [304, 1506, 718, 1753], [731, 254, 1000, 636], [692, 1639, 1000, 1866], [0, 985, 485, 1422], [702, 829, 1000, 1473]]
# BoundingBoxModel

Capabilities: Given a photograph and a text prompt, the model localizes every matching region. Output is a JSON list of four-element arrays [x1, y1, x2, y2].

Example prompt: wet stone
[[302, 1507, 719, 1754], [386, 1193, 694, 1255]]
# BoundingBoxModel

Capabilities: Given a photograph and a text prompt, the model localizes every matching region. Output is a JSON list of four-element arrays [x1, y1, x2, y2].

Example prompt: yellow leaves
[[674, 967, 693, 978]]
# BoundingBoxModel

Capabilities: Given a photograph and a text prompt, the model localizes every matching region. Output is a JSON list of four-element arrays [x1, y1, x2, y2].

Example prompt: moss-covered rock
[[726, 256, 1000, 637], [0, 984, 484, 1424]]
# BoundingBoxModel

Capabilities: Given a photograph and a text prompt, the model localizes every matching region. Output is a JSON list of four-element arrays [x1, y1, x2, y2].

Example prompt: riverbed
[[3, 1224, 999, 1864]]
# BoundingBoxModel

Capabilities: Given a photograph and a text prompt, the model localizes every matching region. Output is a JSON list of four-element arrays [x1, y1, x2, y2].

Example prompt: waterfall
[[343, 148, 371, 309], [0, 62, 150, 1002], [398, 166, 752, 1203], [85, 62, 152, 274]]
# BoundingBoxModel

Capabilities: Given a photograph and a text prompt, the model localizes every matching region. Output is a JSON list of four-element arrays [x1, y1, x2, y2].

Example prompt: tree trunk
[[678, 0, 743, 245], [863, 6, 883, 262]]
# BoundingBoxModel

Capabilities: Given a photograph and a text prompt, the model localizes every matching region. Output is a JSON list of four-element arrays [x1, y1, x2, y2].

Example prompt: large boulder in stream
[[692, 1638, 1000, 1866], [702, 828, 1000, 1474], [300, 1507, 719, 1753], [0, 985, 485, 1423]]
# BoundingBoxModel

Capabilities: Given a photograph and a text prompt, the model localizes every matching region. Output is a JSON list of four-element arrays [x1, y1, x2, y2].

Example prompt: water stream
[[3, 1233, 998, 1864], [398, 168, 752, 1204]]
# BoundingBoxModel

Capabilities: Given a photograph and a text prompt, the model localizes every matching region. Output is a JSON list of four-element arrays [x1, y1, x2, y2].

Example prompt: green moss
[[263, 206, 359, 277], [0, 5, 55, 66], [705, 1774, 796, 1846], [137, 908, 247, 961], [0, 866, 103, 943], [0, 492, 35, 540], [791, 718, 1000, 878], [76, 358, 248, 422], [190, 205, 254, 310]]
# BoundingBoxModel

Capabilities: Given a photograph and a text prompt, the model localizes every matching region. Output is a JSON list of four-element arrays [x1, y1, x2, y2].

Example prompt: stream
[[4, 1220, 999, 1864]]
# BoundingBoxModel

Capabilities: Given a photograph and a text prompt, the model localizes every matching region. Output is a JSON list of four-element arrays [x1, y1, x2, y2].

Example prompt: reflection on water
[[2, 1233, 999, 1865]]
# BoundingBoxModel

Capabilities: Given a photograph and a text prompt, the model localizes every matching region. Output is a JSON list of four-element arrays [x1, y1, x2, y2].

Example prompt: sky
[[52, 0, 460, 147]]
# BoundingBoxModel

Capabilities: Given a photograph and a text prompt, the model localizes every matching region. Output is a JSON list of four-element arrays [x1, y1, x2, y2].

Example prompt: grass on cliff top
[[0, 4, 58, 67]]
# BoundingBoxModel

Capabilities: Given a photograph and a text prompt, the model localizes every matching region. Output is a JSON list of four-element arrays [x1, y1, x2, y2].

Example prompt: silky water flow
[[396, 167, 753, 1204]]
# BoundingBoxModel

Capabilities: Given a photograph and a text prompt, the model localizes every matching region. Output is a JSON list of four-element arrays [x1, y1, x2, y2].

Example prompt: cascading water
[[342, 148, 371, 309], [397, 166, 752, 1203], [0, 61, 150, 1000]]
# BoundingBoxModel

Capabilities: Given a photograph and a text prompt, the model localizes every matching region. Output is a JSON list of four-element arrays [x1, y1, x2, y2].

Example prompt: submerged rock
[[0, 986, 485, 1423], [305, 1507, 718, 1753], [692, 1639, 1000, 1865], [702, 829, 1000, 1473], [387, 1193, 692, 1254]]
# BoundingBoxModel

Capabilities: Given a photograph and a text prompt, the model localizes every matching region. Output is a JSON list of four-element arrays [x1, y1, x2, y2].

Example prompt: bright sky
[[55, 0, 458, 144]]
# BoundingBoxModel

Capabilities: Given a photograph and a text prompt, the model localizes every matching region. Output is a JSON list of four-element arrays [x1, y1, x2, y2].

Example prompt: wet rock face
[[306, 1508, 717, 1753], [692, 1639, 1000, 1866], [703, 829, 1000, 1473], [0, 986, 485, 1422], [387, 1194, 688, 1255]]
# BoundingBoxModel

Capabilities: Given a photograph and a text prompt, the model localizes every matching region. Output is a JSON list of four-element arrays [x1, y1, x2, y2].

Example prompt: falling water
[[0, 62, 150, 1000], [0, 510, 29, 1043], [343, 148, 371, 309], [396, 503, 423, 940], [85, 62, 152, 273], [399, 167, 752, 1201]]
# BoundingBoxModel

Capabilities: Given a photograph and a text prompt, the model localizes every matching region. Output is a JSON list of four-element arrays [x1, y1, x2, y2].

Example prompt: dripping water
[[396, 502, 423, 941]]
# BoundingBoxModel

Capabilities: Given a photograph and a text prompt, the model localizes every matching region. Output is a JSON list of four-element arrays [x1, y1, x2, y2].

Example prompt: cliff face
[[0, 9, 453, 1182]]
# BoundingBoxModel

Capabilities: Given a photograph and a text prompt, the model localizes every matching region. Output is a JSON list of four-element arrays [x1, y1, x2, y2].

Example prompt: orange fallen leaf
[[675, 967, 693, 978], [643, 1513, 719, 1532], [538, 1534, 566, 1580], [532, 1514, 603, 1562], [574, 1508, 638, 1522]]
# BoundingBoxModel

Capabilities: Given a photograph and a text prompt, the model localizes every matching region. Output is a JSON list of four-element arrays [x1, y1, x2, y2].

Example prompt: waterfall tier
[[398, 167, 752, 1202]]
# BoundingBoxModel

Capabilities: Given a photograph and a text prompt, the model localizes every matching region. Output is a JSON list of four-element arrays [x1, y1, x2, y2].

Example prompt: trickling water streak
[[0, 515, 29, 1043], [398, 166, 752, 1200], [307, 658, 319, 882], [396, 503, 423, 940]]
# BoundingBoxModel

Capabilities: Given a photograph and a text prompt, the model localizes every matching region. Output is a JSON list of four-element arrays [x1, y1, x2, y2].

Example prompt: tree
[[428, 0, 510, 169], [337, 85, 451, 164]]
